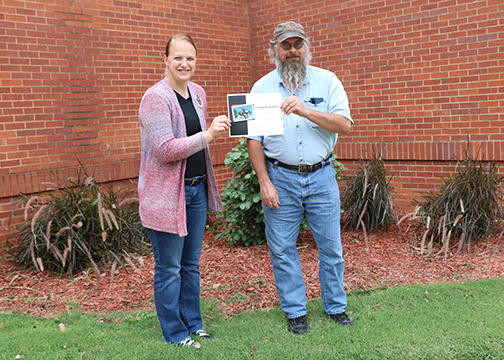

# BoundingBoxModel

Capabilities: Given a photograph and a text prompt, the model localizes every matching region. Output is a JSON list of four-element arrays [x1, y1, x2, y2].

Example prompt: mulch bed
[[1, 218, 504, 317]]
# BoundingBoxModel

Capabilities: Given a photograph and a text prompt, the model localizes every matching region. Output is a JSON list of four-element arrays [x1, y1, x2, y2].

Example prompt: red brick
[[0, 0, 503, 240]]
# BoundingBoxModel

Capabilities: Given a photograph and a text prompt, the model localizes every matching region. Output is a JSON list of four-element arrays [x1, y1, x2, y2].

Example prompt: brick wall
[[1, 0, 503, 244], [0, 0, 248, 243], [249, 0, 503, 207]]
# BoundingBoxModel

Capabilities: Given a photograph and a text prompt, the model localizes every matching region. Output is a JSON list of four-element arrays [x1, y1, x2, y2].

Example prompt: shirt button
[[296, 125, 300, 128], [299, 142, 302, 145]]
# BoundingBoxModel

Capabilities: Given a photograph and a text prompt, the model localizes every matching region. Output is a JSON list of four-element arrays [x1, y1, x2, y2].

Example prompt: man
[[246, 21, 354, 335]]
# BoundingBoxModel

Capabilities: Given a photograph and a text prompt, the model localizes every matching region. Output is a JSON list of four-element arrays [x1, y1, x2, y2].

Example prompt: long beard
[[276, 56, 308, 94]]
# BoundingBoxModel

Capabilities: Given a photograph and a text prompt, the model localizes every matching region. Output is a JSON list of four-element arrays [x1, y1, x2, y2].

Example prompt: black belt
[[265, 154, 332, 173], [184, 175, 206, 186]]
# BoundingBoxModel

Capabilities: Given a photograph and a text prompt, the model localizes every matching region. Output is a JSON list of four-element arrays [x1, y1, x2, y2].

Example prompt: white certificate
[[227, 93, 283, 137]]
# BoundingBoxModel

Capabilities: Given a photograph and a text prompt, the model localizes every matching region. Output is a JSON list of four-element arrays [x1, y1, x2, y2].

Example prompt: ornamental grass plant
[[407, 150, 504, 257], [7, 165, 148, 277], [341, 153, 397, 242]]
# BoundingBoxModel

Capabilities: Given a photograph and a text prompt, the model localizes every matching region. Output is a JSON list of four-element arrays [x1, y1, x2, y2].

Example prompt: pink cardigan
[[138, 78, 223, 236]]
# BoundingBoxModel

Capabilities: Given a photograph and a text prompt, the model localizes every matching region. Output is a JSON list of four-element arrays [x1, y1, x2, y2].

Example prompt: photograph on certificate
[[231, 104, 256, 122]]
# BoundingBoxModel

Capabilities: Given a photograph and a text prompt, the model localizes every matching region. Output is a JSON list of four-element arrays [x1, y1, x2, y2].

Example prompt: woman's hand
[[204, 115, 231, 143]]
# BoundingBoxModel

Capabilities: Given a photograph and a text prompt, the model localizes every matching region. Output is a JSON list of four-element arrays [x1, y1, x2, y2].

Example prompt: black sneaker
[[191, 329, 213, 340], [329, 312, 353, 326], [288, 315, 308, 335], [177, 338, 201, 348]]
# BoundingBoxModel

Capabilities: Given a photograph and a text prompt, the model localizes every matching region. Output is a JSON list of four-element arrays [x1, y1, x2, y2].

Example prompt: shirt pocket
[[304, 98, 328, 128]]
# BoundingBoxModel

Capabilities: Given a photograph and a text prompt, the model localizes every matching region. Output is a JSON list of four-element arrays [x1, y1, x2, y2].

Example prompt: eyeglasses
[[279, 41, 304, 51]]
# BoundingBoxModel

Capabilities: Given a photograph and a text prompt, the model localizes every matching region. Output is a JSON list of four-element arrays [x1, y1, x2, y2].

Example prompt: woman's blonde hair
[[165, 33, 198, 57]]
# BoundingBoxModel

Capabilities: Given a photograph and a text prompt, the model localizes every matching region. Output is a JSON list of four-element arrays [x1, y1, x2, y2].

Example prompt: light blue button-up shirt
[[248, 66, 353, 166]]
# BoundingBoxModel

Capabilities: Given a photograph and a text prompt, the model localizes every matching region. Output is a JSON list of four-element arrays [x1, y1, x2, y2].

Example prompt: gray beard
[[276, 57, 308, 94]]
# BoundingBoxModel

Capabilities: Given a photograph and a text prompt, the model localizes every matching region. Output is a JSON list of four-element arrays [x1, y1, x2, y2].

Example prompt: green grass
[[2, 278, 504, 359]]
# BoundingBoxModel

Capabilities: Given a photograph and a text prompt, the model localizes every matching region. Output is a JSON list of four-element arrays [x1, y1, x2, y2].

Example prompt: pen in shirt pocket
[[305, 97, 324, 106]]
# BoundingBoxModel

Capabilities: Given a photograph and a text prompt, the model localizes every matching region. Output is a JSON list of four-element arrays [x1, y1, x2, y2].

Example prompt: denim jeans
[[145, 180, 208, 344], [263, 160, 347, 319]]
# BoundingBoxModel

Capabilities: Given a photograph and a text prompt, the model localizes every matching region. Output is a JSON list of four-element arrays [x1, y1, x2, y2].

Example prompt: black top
[[176, 91, 206, 178]]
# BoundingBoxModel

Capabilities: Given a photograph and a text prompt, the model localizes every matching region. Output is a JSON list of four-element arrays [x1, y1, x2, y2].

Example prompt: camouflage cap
[[273, 21, 307, 42]]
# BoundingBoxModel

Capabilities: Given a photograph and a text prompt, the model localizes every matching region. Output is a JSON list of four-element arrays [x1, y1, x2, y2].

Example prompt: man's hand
[[247, 138, 280, 209], [280, 96, 307, 117], [260, 181, 280, 209]]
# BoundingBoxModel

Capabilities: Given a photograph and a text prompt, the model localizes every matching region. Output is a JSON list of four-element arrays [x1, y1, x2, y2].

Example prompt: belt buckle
[[298, 165, 310, 173], [186, 178, 199, 186], [299, 163, 323, 173]]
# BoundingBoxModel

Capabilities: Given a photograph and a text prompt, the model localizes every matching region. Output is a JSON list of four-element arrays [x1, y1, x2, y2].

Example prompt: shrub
[[7, 165, 148, 277], [213, 138, 264, 246], [213, 138, 346, 246], [341, 154, 397, 236], [411, 151, 504, 257]]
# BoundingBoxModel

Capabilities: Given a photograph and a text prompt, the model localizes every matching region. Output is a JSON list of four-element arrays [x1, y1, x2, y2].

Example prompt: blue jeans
[[263, 161, 347, 319], [145, 180, 208, 344]]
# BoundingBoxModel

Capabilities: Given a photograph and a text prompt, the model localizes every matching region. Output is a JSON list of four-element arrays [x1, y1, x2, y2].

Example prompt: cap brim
[[277, 31, 306, 43]]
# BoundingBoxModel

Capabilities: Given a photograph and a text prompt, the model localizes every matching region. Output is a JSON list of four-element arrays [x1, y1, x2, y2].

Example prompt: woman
[[138, 34, 230, 348]]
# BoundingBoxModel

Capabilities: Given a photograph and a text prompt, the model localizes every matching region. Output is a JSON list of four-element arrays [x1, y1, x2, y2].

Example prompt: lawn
[[2, 277, 504, 359]]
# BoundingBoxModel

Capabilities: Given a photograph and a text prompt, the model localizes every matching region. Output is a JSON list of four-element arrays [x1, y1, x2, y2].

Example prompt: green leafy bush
[[341, 154, 397, 235], [412, 152, 504, 257], [7, 166, 148, 277], [213, 138, 264, 246], [213, 138, 347, 246]]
